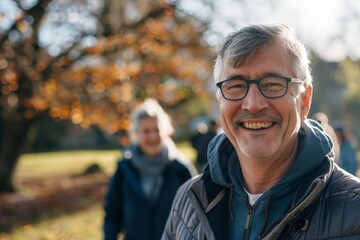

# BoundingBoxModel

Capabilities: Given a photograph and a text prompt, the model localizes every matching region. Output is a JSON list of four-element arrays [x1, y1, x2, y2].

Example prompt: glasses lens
[[221, 79, 247, 100], [260, 77, 287, 98]]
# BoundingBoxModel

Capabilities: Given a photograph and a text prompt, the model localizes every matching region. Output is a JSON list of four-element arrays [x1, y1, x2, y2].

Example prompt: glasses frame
[[216, 75, 304, 101]]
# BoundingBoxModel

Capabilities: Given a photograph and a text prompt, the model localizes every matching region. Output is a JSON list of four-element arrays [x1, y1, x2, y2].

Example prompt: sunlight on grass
[[0, 203, 104, 240], [15, 150, 122, 181], [16, 142, 195, 182], [3, 142, 195, 240]]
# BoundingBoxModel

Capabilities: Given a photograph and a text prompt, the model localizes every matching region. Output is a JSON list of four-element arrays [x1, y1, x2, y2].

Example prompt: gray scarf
[[130, 144, 173, 204]]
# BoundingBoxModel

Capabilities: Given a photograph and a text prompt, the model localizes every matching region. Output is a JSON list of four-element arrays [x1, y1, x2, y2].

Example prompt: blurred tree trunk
[[0, 0, 48, 192], [0, 117, 39, 192]]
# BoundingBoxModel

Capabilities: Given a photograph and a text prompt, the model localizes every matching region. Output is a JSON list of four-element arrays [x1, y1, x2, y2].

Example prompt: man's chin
[[238, 144, 277, 160]]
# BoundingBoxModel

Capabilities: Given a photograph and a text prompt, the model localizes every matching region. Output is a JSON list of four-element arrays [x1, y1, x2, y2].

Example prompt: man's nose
[[241, 83, 268, 113]]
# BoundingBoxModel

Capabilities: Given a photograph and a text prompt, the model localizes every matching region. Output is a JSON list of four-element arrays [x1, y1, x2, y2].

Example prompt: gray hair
[[130, 98, 174, 141], [213, 23, 312, 88]]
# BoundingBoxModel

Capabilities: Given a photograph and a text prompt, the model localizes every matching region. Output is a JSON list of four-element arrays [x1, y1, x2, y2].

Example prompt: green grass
[[15, 150, 121, 180], [2, 150, 120, 240], [15, 142, 195, 181], [0, 203, 105, 240], [1, 142, 195, 240]]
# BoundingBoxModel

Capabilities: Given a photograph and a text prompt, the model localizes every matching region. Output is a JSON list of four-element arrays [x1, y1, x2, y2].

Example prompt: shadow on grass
[[0, 173, 110, 233]]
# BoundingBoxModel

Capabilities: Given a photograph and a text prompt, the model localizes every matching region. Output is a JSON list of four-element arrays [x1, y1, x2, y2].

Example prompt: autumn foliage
[[0, 0, 215, 192], [1, 2, 214, 134]]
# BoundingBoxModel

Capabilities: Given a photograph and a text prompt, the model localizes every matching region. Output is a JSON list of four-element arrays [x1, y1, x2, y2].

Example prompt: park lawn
[[14, 150, 122, 180], [0, 142, 195, 240], [15, 142, 195, 180]]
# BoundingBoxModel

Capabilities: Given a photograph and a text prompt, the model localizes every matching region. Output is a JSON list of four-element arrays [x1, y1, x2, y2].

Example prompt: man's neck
[[239, 140, 298, 194]]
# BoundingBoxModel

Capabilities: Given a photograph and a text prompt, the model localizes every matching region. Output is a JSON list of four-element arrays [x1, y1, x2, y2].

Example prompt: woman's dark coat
[[104, 155, 192, 240]]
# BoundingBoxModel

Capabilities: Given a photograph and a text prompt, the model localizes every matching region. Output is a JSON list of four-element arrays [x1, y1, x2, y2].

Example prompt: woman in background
[[103, 98, 197, 240]]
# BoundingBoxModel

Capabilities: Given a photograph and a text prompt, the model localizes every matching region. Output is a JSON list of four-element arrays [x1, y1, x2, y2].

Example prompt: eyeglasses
[[216, 75, 304, 101]]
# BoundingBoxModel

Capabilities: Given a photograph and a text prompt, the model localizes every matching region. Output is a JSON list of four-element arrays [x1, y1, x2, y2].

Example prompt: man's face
[[219, 42, 312, 162], [137, 117, 163, 156]]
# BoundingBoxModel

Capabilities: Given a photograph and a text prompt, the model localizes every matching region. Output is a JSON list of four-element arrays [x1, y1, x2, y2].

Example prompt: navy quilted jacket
[[162, 120, 360, 239]]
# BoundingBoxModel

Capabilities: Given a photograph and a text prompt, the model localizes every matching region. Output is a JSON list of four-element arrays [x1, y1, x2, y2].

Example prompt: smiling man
[[162, 23, 360, 240]]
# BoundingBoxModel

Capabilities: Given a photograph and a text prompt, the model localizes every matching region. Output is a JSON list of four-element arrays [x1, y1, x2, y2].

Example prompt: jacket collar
[[207, 119, 334, 192]]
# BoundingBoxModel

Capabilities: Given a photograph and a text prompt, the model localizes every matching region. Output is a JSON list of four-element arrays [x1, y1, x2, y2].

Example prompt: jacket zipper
[[243, 205, 253, 240], [205, 188, 226, 213], [259, 178, 325, 239]]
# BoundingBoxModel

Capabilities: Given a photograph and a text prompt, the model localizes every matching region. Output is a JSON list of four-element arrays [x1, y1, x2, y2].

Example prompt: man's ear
[[301, 86, 313, 121]]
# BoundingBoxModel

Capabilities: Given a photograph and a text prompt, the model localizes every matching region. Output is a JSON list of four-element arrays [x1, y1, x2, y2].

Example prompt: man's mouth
[[242, 122, 273, 130]]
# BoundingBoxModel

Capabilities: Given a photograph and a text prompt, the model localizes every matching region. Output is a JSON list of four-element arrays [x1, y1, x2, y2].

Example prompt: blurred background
[[0, 0, 359, 239]]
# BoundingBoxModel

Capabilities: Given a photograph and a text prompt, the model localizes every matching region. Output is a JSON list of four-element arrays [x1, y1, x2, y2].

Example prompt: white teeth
[[243, 122, 273, 130]]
